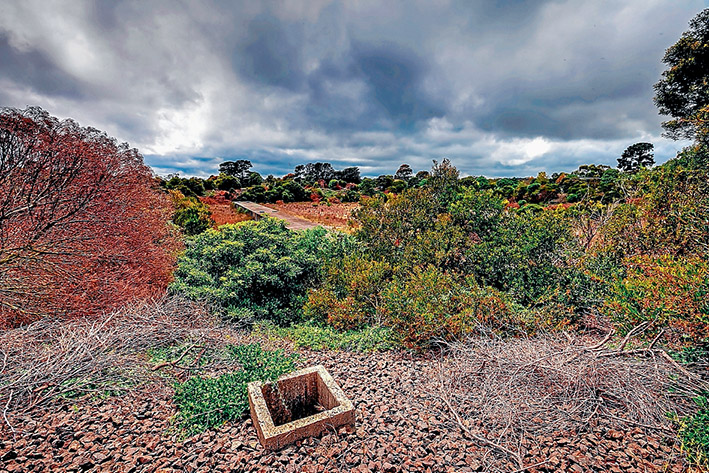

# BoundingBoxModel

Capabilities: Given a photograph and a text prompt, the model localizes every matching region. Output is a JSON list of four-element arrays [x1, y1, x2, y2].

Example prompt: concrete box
[[248, 365, 355, 450]]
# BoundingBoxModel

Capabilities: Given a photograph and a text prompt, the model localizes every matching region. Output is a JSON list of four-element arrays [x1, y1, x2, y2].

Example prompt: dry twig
[[432, 333, 705, 473], [0, 296, 232, 430]]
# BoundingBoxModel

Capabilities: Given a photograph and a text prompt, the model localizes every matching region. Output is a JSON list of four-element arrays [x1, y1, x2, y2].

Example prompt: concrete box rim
[[248, 364, 355, 449]]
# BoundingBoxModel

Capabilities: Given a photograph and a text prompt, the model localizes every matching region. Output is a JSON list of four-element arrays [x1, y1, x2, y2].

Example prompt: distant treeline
[[158, 143, 654, 207]]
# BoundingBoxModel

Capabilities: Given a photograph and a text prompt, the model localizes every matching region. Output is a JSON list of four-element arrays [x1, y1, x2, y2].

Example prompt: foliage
[[169, 190, 212, 236], [594, 157, 709, 260], [162, 175, 209, 197], [654, 9, 709, 141], [170, 219, 348, 324], [675, 393, 709, 469], [0, 107, 179, 328], [466, 206, 584, 308], [173, 343, 297, 436], [380, 266, 521, 349], [304, 255, 392, 329], [239, 179, 308, 203], [603, 255, 709, 344], [618, 142, 654, 173], [394, 163, 413, 181], [308, 162, 593, 347], [254, 321, 397, 352], [219, 160, 252, 180], [214, 174, 241, 191]]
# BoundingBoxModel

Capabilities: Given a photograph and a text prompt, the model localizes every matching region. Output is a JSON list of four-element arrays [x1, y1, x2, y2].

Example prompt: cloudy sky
[[0, 1, 705, 178]]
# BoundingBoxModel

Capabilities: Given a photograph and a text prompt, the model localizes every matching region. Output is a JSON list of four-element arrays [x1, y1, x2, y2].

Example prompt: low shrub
[[380, 266, 523, 349], [304, 255, 391, 329], [603, 255, 709, 345], [173, 343, 298, 437], [169, 190, 212, 236], [170, 219, 337, 324]]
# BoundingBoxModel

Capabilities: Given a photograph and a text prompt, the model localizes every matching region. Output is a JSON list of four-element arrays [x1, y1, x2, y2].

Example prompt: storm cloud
[[0, 0, 703, 177]]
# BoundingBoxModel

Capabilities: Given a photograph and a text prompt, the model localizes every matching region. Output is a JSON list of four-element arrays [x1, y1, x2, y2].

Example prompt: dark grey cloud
[[0, 34, 88, 100], [234, 16, 306, 90], [351, 42, 443, 125], [0, 0, 703, 178]]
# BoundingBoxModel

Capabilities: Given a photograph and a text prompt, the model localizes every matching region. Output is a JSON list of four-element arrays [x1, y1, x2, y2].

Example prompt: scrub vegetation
[[1, 8, 709, 472]]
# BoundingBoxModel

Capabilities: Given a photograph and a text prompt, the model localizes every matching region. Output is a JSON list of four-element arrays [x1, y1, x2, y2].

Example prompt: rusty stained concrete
[[248, 365, 355, 450]]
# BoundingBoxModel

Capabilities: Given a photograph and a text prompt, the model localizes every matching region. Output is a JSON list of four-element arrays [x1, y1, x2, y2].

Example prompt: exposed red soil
[[200, 193, 251, 227], [262, 202, 359, 231], [0, 349, 687, 473]]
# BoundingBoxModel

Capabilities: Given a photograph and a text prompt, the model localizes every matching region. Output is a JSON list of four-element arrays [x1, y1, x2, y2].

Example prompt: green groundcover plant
[[676, 393, 709, 468], [173, 343, 298, 436]]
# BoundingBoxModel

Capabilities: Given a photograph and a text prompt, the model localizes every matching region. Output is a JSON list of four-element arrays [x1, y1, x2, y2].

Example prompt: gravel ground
[[0, 349, 689, 473]]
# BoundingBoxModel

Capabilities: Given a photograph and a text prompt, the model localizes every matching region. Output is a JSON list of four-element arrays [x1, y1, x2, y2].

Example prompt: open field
[[262, 202, 359, 231]]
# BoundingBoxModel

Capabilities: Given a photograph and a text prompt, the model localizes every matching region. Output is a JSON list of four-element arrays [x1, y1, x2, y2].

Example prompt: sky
[[0, 1, 705, 178]]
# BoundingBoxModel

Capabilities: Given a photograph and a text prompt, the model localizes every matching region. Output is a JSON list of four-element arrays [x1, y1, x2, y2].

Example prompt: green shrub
[[380, 266, 523, 349], [173, 343, 298, 437], [466, 207, 584, 309], [170, 219, 340, 324], [255, 321, 397, 352], [304, 255, 391, 329], [169, 190, 212, 236]]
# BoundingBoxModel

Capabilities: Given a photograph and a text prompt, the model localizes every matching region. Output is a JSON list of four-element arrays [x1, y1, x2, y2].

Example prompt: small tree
[[0, 107, 179, 327], [618, 142, 654, 173], [338, 167, 361, 184], [219, 160, 252, 180], [394, 164, 413, 181], [654, 9, 709, 141]]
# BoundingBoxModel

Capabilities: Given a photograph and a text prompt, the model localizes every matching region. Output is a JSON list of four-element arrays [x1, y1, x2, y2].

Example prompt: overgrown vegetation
[[2, 7, 709, 468], [170, 219, 353, 324], [676, 393, 709, 468], [172, 343, 298, 437]]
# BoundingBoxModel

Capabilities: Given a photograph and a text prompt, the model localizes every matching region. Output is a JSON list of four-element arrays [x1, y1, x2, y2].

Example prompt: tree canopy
[[219, 160, 252, 180], [654, 8, 709, 141], [618, 142, 655, 173], [0, 107, 179, 328]]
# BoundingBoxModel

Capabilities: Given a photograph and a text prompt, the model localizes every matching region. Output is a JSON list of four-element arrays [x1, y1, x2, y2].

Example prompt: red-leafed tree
[[0, 107, 180, 328]]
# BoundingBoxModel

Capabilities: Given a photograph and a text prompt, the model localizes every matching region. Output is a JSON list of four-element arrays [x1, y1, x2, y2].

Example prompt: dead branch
[[648, 329, 665, 350], [431, 332, 704, 473], [617, 322, 650, 351], [587, 330, 614, 351], [151, 343, 204, 371], [0, 295, 237, 426], [440, 384, 523, 469]]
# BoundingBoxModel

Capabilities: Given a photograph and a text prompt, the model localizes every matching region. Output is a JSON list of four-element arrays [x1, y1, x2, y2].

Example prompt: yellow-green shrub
[[603, 255, 709, 345], [380, 266, 521, 349], [303, 255, 391, 329]]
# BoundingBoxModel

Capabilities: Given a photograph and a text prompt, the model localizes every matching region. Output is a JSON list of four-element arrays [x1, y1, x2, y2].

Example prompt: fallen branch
[[587, 330, 614, 351], [440, 386, 523, 469], [151, 344, 204, 371], [617, 322, 650, 351]]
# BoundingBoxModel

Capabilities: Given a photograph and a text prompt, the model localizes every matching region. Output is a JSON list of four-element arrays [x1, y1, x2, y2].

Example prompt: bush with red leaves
[[0, 107, 180, 328]]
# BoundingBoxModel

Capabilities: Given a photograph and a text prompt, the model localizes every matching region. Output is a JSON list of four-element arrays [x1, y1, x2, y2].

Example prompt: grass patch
[[254, 321, 398, 352], [172, 343, 298, 437], [676, 392, 709, 468]]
